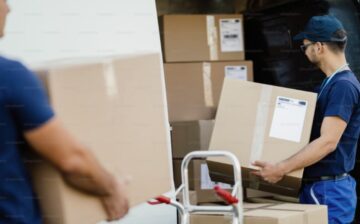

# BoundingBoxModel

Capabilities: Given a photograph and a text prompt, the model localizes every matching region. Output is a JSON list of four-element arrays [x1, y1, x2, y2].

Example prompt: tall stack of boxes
[[161, 14, 253, 122], [160, 14, 253, 204], [161, 13, 329, 224]]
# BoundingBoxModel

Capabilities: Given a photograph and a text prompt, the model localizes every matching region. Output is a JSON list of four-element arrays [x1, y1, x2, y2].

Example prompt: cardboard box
[[29, 54, 172, 224], [177, 190, 198, 205], [161, 14, 245, 62], [190, 215, 232, 224], [243, 203, 328, 224], [189, 203, 328, 224], [245, 189, 299, 203], [246, 196, 299, 204], [165, 61, 253, 122], [245, 193, 299, 204], [173, 159, 231, 204], [173, 159, 197, 189], [208, 79, 317, 196], [245, 188, 277, 199], [171, 120, 214, 158]]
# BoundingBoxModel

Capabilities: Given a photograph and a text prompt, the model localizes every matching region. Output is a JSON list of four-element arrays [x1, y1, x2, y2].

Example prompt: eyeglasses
[[300, 42, 315, 52]]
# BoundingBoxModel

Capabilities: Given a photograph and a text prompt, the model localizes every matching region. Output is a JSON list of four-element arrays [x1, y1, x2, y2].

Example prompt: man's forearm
[[280, 136, 336, 174], [60, 147, 117, 197]]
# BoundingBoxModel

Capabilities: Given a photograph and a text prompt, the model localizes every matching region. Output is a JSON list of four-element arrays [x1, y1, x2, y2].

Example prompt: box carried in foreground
[[165, 61, 253, 122], [190, 203, 328, 224], [208, 79, 317, 196], [161, 14, 245, 62], [30, 54, 172, 224]]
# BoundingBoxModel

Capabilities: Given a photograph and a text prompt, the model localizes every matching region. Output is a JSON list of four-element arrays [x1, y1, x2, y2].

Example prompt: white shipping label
[[219, 18, 243, 52], [225, 66, 247, 80], [200, 164, 232, 190], [269, 96, 308, 142]]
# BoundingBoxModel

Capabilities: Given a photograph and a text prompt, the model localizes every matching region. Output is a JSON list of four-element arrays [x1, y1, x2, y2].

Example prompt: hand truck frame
[[149, 151, 243, 224]]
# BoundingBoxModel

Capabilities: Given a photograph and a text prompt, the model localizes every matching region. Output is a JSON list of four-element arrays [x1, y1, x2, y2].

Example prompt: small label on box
[[200, 163, 232, 190], [269, 96, 308, 142], [225, 66, 247, 80], [219, 18, 243, 52]]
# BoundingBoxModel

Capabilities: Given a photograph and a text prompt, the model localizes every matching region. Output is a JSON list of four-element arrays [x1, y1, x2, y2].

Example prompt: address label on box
[[225, 66, 247, 80], [269, 96, 308, 142], [219, 18, 243, 52]]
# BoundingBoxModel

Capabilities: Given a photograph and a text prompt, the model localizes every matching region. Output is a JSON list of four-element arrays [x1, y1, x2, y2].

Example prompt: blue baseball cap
[[293, 15, 347, 42]]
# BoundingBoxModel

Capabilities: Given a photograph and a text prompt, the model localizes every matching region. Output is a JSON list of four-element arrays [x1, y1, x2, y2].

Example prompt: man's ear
[[316, 42, 324, 54]]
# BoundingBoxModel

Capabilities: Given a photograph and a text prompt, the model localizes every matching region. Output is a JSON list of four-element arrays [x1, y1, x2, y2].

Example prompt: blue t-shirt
[[304, 70, 360, 178], [0, 56, 54, 223]]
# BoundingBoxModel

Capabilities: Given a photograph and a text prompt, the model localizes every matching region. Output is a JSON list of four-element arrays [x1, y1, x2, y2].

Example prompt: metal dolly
[[148, 151, 243, 224]]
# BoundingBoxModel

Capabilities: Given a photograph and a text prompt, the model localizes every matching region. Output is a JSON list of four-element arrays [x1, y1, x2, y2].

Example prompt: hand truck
[[148, 151, 243, 224]]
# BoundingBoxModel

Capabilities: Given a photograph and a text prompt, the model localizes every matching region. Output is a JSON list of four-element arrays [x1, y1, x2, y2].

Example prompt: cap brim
[[293, 32, 306, 41]]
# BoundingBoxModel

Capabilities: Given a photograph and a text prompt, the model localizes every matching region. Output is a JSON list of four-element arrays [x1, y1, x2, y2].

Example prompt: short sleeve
[[6, 61, 54, 131], [324, 80, 359, 123]]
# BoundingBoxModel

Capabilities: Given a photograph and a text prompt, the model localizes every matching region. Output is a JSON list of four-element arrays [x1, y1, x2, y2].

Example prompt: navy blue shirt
[[0, 56, 54, 223], [304, 70, 360, 178]]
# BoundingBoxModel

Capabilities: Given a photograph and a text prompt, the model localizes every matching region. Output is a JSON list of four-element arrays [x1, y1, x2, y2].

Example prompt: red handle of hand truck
[[147, 196, 171, 205], [214, 186, 239, 204]]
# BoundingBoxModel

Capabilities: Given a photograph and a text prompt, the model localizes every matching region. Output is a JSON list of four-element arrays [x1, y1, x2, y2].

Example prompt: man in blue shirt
[[0, 1, 129, 223], [253, 15, 360, 223]]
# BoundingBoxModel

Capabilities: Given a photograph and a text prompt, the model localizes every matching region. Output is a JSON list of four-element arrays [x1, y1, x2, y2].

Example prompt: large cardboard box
[[208, 79, 317, 196], [30, 54, 172, 224], [243, 203, 328, 224], [171, 120, 215, 158], [161, 14, 245, 62], [189, 203, 328, 224], [165, 61, 253, 122]]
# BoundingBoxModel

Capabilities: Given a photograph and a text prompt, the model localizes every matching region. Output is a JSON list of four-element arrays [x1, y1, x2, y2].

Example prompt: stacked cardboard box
[[171, 120, 215, 158], [162, 15, 253, 204], [29, 54, 172, 224], [165, 61, 253, 122], [189, 203, 328, 224], [161, 14, 245, 62], [171, 120, 231, 204]]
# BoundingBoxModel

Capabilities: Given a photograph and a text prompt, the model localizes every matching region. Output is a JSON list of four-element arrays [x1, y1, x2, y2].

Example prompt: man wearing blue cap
[[253, 15, 360, 223]]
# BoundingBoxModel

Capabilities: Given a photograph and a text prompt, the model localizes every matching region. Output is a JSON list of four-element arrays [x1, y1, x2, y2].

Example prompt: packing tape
[[202, 62, 215, 107], [102, 60, 119, 97], [245, 203, 279, 212], [249, 85, 273, 166], [206, 15, 219, 61]]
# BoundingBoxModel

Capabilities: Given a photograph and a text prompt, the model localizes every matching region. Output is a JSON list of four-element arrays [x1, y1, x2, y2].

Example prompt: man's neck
[[319, 54, 348, 77]]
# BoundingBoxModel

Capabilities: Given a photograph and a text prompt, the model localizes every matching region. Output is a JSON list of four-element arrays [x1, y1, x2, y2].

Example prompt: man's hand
[[24, 118, 130, 220], [251, 161, 286, 184], [101, 179, 130, 221]]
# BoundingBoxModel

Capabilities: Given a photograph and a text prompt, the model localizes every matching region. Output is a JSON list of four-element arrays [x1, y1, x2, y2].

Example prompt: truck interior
[[156, 0, 360, 222]]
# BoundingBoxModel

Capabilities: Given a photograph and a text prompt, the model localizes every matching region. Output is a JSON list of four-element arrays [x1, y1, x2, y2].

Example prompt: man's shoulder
[[334, 71, 360, 91], [0, 56, 24, 69], [0, 56, 30, 82]]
